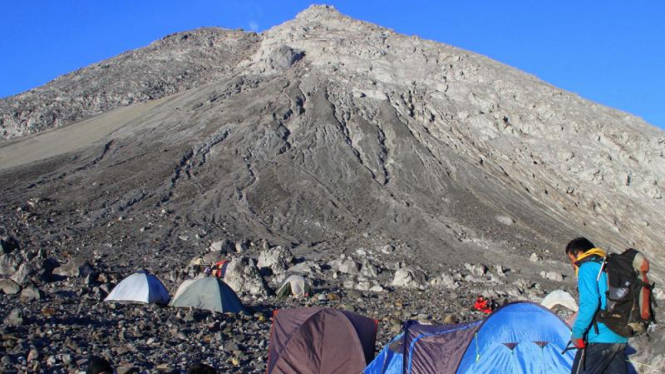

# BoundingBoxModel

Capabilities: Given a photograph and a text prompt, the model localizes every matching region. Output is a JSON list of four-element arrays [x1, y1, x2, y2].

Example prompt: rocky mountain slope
[[0, 28, 259, 139], [0, 5, 664, 373]]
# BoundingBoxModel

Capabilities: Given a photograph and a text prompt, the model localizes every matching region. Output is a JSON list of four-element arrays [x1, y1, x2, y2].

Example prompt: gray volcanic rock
[[0, 279, 20, 294], [0, 28, 260, 139], [52, 258, 94, 278]]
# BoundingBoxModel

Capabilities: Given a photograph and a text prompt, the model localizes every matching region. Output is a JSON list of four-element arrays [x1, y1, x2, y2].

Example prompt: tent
[[541, 290, 578, 312], [104, 270, 170, 305], [276, 274, 313, 298], [267, 307, 378, 374], [364, 333, 404, 374], [170, 277, 246, 313], [364, 302, 575, 374]]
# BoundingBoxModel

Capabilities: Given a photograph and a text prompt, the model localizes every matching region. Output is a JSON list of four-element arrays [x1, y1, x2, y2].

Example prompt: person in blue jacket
[[565, 237, 628, 374]]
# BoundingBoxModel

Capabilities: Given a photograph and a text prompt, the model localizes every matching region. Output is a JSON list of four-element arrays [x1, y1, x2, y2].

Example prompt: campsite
[[2, 237, 656, 373]]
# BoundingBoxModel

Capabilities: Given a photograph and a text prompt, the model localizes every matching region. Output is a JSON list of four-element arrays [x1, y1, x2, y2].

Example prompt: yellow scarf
[[574, 248, 606, 277]]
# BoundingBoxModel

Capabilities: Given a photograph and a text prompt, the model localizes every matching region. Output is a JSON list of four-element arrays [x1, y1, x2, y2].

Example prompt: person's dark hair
[[187, 363, 217, 374], [565, 237, 595, 256], [87, 356, 113, 374]]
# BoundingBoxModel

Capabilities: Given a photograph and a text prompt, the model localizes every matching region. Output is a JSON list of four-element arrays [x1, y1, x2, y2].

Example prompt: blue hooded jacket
[[572, 259, 628, 343]]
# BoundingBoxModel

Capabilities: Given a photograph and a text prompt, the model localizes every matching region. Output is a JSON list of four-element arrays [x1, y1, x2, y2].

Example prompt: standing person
[[565, 237, 628, 374]]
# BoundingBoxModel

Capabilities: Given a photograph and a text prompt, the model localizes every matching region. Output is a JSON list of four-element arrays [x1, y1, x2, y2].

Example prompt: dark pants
[[571, 343, 627, 374]]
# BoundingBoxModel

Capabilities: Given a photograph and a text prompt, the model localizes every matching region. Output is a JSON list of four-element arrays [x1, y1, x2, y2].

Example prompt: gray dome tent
[[170, 277, 246, 313], [104, 270, 170, 305], [276, 274, 313, 298]]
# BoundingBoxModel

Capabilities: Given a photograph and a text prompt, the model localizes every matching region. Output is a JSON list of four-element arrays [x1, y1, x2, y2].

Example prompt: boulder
[[209, 239, 234, 253], [3, 307, 23, 326], [360, 260, 379, 278], [392, 268, 428, 289], [257, 246, 293, 275], [20, 286, 42, 302], [380, 244, 394, 254], [267, 45, 305, 71], [288, 260, 321, 275], [52, 258, 94, 278], [11, 263, 35, 285], [464, 263, 487, 277], [541, 271, 564, 282], [0, 254, 19, 276], [430, 273, 457, 289], [0, 279, 21, 294], [224, 257, 269, 296], [330, 257, 361, 275], [235, 241, 248, 253]]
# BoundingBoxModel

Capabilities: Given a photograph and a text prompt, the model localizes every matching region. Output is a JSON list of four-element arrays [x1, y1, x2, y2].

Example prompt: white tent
[[105, 270, 170, 305], [541, 290, 578, 312], [276, 274, 313, 298]]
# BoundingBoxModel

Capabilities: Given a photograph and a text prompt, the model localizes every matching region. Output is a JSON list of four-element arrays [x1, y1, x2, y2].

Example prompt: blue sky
[[1, 1, 663, 129]]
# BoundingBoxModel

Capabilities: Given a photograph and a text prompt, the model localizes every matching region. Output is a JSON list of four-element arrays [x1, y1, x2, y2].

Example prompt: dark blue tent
[[365, 301, 576, 374]]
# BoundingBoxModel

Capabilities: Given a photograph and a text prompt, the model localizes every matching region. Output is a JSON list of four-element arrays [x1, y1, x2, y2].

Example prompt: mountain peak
[[295, 4, 341, 21]]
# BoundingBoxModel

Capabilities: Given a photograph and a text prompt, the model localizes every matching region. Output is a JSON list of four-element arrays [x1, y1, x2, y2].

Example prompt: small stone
[[0, 254, 19, 276], [53, 258, 94, 278], [326, 293, 341, 301], [3, 308, 23, 326], [443, 314, 457, 324], [529, 253, 540, 263], [27, 348, 39, 362], [380, 245, 394, 254], [346, 290, 362, 299], [116, 366, 139, 374], [0, 279, 21, 295], [20, 286, 42, 301], [10, 263, 34, 285], [541, 271, 564, 282]]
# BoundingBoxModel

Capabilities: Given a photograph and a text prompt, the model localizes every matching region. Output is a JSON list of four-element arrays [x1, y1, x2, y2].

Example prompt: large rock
[[266, 45, 305, 71], [391, 268, 428, 289], [0, 279, 21, 294], [257, 246, 293, 275], [52, 258, 94, 278], [0, 254, 19, 276], [209, 239, 234, 253], [11, 263, 35, 285], [224, 257, 269, 296], [430, 273, 457, 289], [330, 257, 361, 275], [288, 260, 321, 275], [360, 259, 379, 278], [3, 307, 23, 326], [541, 271, 564, 282], [20, 286, 42, 302]]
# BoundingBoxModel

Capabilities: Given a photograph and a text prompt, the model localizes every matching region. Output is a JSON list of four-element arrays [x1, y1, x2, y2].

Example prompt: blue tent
[[365, 301, 576, 374], [364, 333, 404, 374]]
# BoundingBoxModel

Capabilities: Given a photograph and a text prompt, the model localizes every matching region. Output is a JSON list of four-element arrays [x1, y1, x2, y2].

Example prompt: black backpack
[[595, 248, 656, 337]]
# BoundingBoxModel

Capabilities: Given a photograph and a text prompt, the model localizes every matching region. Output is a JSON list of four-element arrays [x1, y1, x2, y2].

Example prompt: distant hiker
[[86, 356, 113, 374], [187, 363, 217, 374], [565, 237, 628, 374]]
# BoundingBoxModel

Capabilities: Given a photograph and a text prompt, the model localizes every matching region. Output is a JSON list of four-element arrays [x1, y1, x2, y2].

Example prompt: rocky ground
[[2, 235, 663, 373]]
